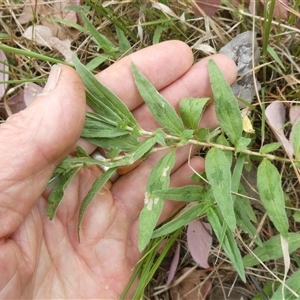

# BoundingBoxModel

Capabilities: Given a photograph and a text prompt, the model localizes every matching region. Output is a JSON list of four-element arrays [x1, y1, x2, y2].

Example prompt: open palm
[[0, 41, 236, 299]]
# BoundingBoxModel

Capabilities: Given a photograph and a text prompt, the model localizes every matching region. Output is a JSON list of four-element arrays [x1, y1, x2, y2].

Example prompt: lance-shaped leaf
[[205, 147, 236, 231], [179, 97, 211, 130], [152, 202, 208, 238], [82, 112, 129, 138], [291, 119, 300, 160], [151, 186, 205, 202], [78, 167, 117, 240], [208, 59, 242, 145], [47, 167, 81, 220], [138, 150, 175, 251], [243, 233, 300, 267], [73, 55, 138, 129], [131, 63, 185, 136], [257, 159, 289, 237], [207, 206, 245, 282]]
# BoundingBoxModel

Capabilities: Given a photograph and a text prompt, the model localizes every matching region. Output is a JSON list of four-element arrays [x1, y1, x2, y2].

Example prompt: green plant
[[46, 55, 300, 298]]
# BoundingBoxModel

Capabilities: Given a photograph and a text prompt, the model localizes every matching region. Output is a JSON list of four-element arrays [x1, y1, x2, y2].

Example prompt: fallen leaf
[[265, 101, 294, 157], [18, 0, 79, 41], [219, 31, 261, 108], [192, 0, 221, 17], [170, 268, 211, 300], [23, 25, 74, 62], [249, 0, 289, 20], [24, 82, 43, 106], [187, 221, 212, 269], [290, 106, 300, 125], [1, 90, 25, 116], [242, 115, 255, 134], [17, 0, 44, 24], [53, 0, 80, 23], [166, 243, 180, 286]]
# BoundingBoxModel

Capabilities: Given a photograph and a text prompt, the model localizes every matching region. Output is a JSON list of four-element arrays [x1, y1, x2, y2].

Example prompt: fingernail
[[43, 65, 61, 93]]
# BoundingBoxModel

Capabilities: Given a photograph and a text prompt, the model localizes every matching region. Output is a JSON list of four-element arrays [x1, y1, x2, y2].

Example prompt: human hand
[[0, 41, 236, 299]]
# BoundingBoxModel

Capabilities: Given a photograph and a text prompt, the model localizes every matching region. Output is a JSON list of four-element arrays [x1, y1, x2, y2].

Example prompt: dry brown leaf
[[265, 101, 294, 157], [18, 0, 79, 41], [170, 268, 211, 300], [23, 25, 73, 62]]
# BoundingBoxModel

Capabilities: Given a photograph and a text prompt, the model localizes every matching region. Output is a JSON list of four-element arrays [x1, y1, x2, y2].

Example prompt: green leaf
[[78, 167, 117, 239], [153, 25, 168, 44], [216, 134, 232, 165], [267, 46, 285, 70], [85, 134, 139, 153], [292, 120, 300, 160], [271, 269, 300, 299], [82, 113, 129, 138], [105, 136, 157, 168], [194, 128, 209, 141], [152, 202, 208, 238], [257, 159, 289, 237], [180, 129, 194, 144], [47, 167, 81, 220], [85, 54, 109, 71], [151, 186, 205, 202], [73, 55, 138, 129], [131, 63, 185, 136], [207, 206, 246, 282], [235, 137, 251, 153], [206, 147, 236, 231], [138, 150, 175, 251], [260, 142, 282, 154], [179, 97, 211, 130], [116, 26, 132, 54], [234, 199, 262, 247], [243, 233, 300, 267], [208, 59, 243, 145]]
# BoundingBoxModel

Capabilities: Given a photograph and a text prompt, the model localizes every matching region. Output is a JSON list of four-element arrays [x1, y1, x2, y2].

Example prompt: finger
[[0, 65, 86, 238]]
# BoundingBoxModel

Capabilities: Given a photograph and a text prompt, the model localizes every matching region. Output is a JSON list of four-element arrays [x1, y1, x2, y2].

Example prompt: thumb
[[0, 64, 86, 237]]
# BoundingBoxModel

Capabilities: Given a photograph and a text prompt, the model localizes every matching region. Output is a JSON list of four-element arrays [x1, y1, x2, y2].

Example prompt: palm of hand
[[0, 41, 236, 299]]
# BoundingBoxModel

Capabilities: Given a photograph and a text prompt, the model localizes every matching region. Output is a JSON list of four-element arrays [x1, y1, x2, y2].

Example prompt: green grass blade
[[152, 202, 208, 238], [82, 14, 119, 54], [131, 63, 185, 136], [0, 43, 70, 65], [206, 147, 236, 231], [292, 120, 300, 160], [257, 159, 289, 237], [271, 269, 300, 299], [207, 206, 246, 282], [208, 59, 242, 145]]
